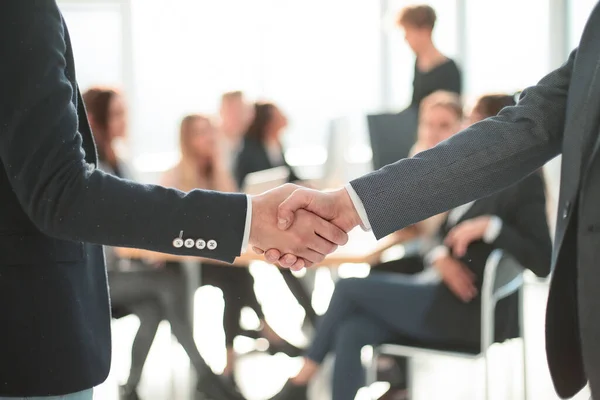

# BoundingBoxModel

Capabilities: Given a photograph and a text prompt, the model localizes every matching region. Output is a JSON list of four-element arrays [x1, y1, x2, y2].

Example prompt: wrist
[[334, 188, 362, 230]]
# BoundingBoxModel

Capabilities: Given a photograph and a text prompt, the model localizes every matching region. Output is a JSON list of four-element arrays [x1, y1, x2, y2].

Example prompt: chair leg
[[522, 337, 528, 400], [483, 352, 490, 400], [366, 347, 379, 399], [406, 357, 414, 400]]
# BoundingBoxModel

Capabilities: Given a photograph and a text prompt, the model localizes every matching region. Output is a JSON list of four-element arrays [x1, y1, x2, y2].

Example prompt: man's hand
[[433, 256, 477, 302], [444, 216, 491, 257], [277, 187, 362, 232], [249, 184, 349, 270], [255, 187, 362, 269]]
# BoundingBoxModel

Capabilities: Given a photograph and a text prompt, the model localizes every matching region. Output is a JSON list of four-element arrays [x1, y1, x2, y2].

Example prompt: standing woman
[[396, 5, 462, 108]]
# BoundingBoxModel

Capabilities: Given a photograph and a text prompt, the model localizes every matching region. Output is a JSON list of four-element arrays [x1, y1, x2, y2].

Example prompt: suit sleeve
[[350, 48, 576, 240], [0, 1, 246, 263], [489, 174, 553, 277]]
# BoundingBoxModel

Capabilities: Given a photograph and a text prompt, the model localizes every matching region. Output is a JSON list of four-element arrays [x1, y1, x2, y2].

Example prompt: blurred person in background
[[84, 94, 245, 400], [372, 91, 465, 279], [235, 102, 300, 188], [371, 92, 524, 399], [235, 102, 318, 327], [267, 91, 551, 400], [397, 5, 462, 109], [161, 114, 300, 392], [219, 91, 254, 171], [83, 87, 130, 178]]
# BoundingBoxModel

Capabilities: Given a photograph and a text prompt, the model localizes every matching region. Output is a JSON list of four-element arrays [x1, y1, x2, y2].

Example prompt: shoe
[[268, 380, 308, 400], [196, 368, 247, 400], [119, 385, 140, 400]]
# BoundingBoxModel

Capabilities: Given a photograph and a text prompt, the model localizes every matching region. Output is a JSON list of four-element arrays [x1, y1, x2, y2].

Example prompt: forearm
[[35, 169, 248, 260], [0, 2, 247, 262], [349, 50, 576, 239]]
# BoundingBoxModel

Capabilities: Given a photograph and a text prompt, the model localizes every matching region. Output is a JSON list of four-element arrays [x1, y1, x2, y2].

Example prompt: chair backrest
[[480, 249, 525, 353], [367, 107, 418, 171]]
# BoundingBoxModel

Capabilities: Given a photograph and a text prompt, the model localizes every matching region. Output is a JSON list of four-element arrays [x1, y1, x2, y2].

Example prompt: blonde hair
[[419, 90, 463, 120], [177, 114, 215, 192]]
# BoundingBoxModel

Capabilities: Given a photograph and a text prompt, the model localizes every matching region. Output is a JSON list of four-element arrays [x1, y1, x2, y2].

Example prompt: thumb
[[277, 189, 314, 230]]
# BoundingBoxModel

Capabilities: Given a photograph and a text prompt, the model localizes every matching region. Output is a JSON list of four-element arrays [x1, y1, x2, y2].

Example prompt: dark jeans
[[305, 257, 429, 400]]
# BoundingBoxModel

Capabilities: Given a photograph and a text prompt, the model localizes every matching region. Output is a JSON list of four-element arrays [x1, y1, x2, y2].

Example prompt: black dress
[[411, 58, 462, 108]]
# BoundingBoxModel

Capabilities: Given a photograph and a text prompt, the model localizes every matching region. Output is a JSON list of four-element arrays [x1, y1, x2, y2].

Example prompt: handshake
[[248, 183, 363, 270]]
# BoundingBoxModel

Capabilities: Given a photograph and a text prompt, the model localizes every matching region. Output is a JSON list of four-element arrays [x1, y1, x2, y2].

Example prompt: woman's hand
[[444, 216, 491, 257], [433, 256, 477, 302]]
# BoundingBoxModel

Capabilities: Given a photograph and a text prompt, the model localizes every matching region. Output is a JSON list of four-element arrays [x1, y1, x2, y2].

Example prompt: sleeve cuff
[[483, 216, 502, 243], [345, 183, 372, 231], [241, 195, 252, 253], [424, 245, 450, 266]]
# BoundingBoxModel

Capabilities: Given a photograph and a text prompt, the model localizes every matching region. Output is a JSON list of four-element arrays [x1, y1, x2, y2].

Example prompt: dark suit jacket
[[351, 2, 600, 397], [435, 172, 551, 347], [235, 137, 300, 188], [0, 1, 247, 396], [376, 172, 551, 349]]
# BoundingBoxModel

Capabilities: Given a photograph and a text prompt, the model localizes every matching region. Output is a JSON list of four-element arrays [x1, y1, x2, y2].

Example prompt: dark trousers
[[305, 257, 427, 400], [108, 268, 209, 388], [278, 269, 318, 325], [200, 263, 265, 345]]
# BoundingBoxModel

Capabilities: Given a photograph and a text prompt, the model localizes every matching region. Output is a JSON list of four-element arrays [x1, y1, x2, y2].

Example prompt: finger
[[315, 218, 349, 246], [444, 230, 457, 246], [252, 246, 265, 255], [277, 189, 314, 230], [454, 238, 469, 257], [293, 247, 326, 265], [277, 253, 298, 268], [459, 275, 477, 301], [457, 282, 473, 302], [264, 249, 282, 263], [289, 258, 306, 271], [306, 233, 338, 256]]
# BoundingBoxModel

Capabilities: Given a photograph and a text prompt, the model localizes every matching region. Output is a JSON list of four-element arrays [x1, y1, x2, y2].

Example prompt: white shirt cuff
[[483, 216, 503, 243], [344, 183, 372, 231], [241, 195, 252, 253], [424, 245, 450, 266]]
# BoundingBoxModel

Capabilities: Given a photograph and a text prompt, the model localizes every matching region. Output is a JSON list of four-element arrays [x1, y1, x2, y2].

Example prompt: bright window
[[568, 0, 598, 48], [462, 0, 551, 99]]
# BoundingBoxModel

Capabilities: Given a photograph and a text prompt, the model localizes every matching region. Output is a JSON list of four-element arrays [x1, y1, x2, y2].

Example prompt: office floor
[[95, 263, 591, 400]]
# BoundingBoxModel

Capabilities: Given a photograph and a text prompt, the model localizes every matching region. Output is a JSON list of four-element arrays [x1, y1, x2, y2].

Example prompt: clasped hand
[[248, 184, 361, 270]]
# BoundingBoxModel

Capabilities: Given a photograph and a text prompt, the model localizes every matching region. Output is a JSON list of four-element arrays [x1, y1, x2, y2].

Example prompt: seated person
[[84, 90, 243, 400], [234, 102, 299, 188], [235, 102, 318, 326], [268, 91, 552, 400], [372, 91, 465, 276], [160, 114, 299, 390]]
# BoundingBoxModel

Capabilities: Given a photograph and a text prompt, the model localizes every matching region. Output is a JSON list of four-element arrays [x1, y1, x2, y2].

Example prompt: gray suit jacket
[[351, 2, 600, 398]]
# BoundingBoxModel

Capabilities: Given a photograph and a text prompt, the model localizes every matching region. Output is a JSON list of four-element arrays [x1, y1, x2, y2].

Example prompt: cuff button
[[173, 238, 184, 248], [196, 239, 206, 250], [207, 240, 217, 250], [184, 239, 195, 248]]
